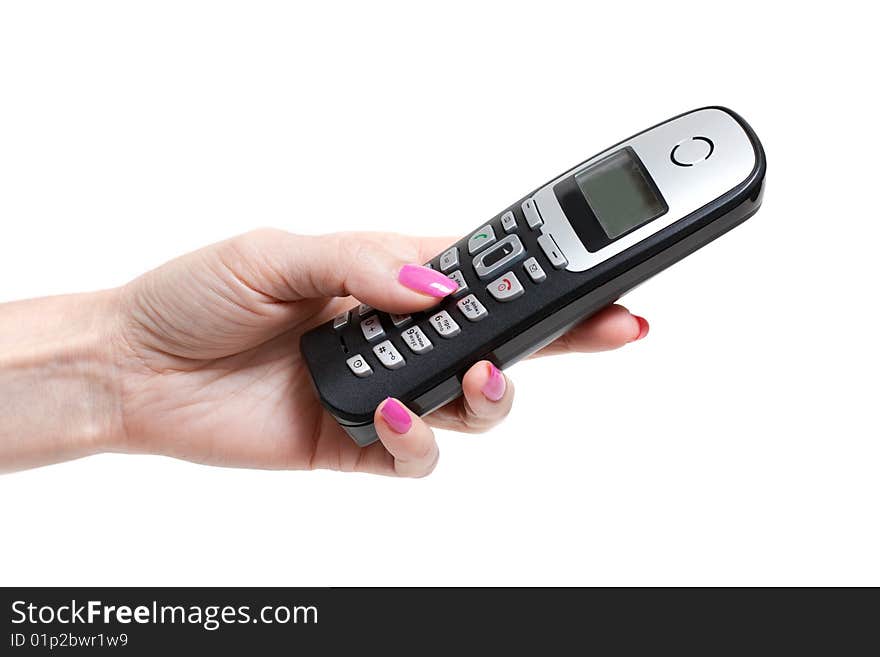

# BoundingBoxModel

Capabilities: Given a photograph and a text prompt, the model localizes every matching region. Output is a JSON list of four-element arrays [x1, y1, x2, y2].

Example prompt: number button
[[467, 225, 497, 254], [487, 271, 524, 302], [360, 315, 386, 342], [447, 270, 468, 297], [456, 294, 488, 322], [523, 257, 547, 283], [429, 310, 461, 338], [402, 326, 433, 354], [358, 303, 373, 316], [332, 310, 351, 330], [373, 340, 406, 369], [390, 313, 412, 328], [346, 354, 373, 378]]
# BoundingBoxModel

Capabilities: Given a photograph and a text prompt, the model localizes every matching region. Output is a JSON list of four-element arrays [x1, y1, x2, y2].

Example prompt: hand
[[111, 229, 649, 477]]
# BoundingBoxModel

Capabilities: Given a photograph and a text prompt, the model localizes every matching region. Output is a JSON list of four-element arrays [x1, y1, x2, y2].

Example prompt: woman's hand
[[110, 229, 648, 477], [0, 228, 647, 476]]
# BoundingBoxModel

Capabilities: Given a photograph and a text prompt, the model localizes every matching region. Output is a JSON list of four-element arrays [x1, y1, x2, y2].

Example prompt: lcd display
[[575, 148, 667, 240]]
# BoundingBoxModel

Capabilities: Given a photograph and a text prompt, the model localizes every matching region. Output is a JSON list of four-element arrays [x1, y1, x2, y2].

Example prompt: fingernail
[[632, 315, 650, 341], [398, 264, 458, 298], [380, 398, 412, 434], [481, 362, 507, 402]]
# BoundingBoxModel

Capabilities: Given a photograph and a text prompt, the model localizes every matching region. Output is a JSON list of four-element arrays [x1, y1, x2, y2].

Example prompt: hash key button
[[373, 340, 406, 369], [346, 354, 373, 378], [456, 294, 488, 322], [429, 310, 461, 338]]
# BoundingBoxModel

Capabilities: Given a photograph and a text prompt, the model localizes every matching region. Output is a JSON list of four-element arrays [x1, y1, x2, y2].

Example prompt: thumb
[[235, 229, 459, 313]]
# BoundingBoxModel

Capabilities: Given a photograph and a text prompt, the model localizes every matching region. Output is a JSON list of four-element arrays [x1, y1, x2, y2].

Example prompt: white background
[[1, 1, 877, 586]]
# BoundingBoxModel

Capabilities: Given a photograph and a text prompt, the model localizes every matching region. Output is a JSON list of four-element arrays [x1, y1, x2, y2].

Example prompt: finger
[[226, 229, 460, 313], [534, 304, 649, 357], [426, 361, 514, 433], [374, 398, 440, 478]]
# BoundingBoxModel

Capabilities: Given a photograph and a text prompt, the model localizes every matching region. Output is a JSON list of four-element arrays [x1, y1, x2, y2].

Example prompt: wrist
[[0, 289, 124, 471]]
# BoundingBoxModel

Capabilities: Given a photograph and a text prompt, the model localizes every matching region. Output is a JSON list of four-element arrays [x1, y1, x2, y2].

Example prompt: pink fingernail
[[633, 315, 650, 341], [380, 398, 412, 434], [398, 264, 458, 298], [481, 363, 506, 402]]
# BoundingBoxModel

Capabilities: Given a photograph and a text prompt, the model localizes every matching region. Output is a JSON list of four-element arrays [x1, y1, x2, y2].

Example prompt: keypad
[[342, 212, 571, 377], [346, 354, 373, 377], [456, 294, 488, 322], [402, 326, 433, 354], [360, 315, 385, 342], [373, 340, 406, 369], [429, 310, 461, 338]]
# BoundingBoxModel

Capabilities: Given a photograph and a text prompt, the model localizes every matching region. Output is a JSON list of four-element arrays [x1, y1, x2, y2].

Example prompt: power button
[[671, 136, 714, 167]]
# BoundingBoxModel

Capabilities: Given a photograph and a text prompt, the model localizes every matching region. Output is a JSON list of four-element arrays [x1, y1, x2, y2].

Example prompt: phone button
[[456, 294, 488, 322], [500, 210, 517, 233], [522, 198, 543, 229], [439, 246, 460, 272], [429, 310, 461, 338], [402, 326, 433, 354], [523, 257, 547, 283], [332, 310, 351, 330], [467, 225, 497, 255], [360, 315, 386, 342], [487, 271, 524, 302], [447, 270, 468, 297], [346, 354, 373, 378], [373, 340, 406, 370], [390, 313, 412, 328], [537, 234, 567, 269]]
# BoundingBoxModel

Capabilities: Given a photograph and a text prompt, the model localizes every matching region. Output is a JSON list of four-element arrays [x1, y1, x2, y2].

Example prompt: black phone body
[[301, 107, 766, 446]]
